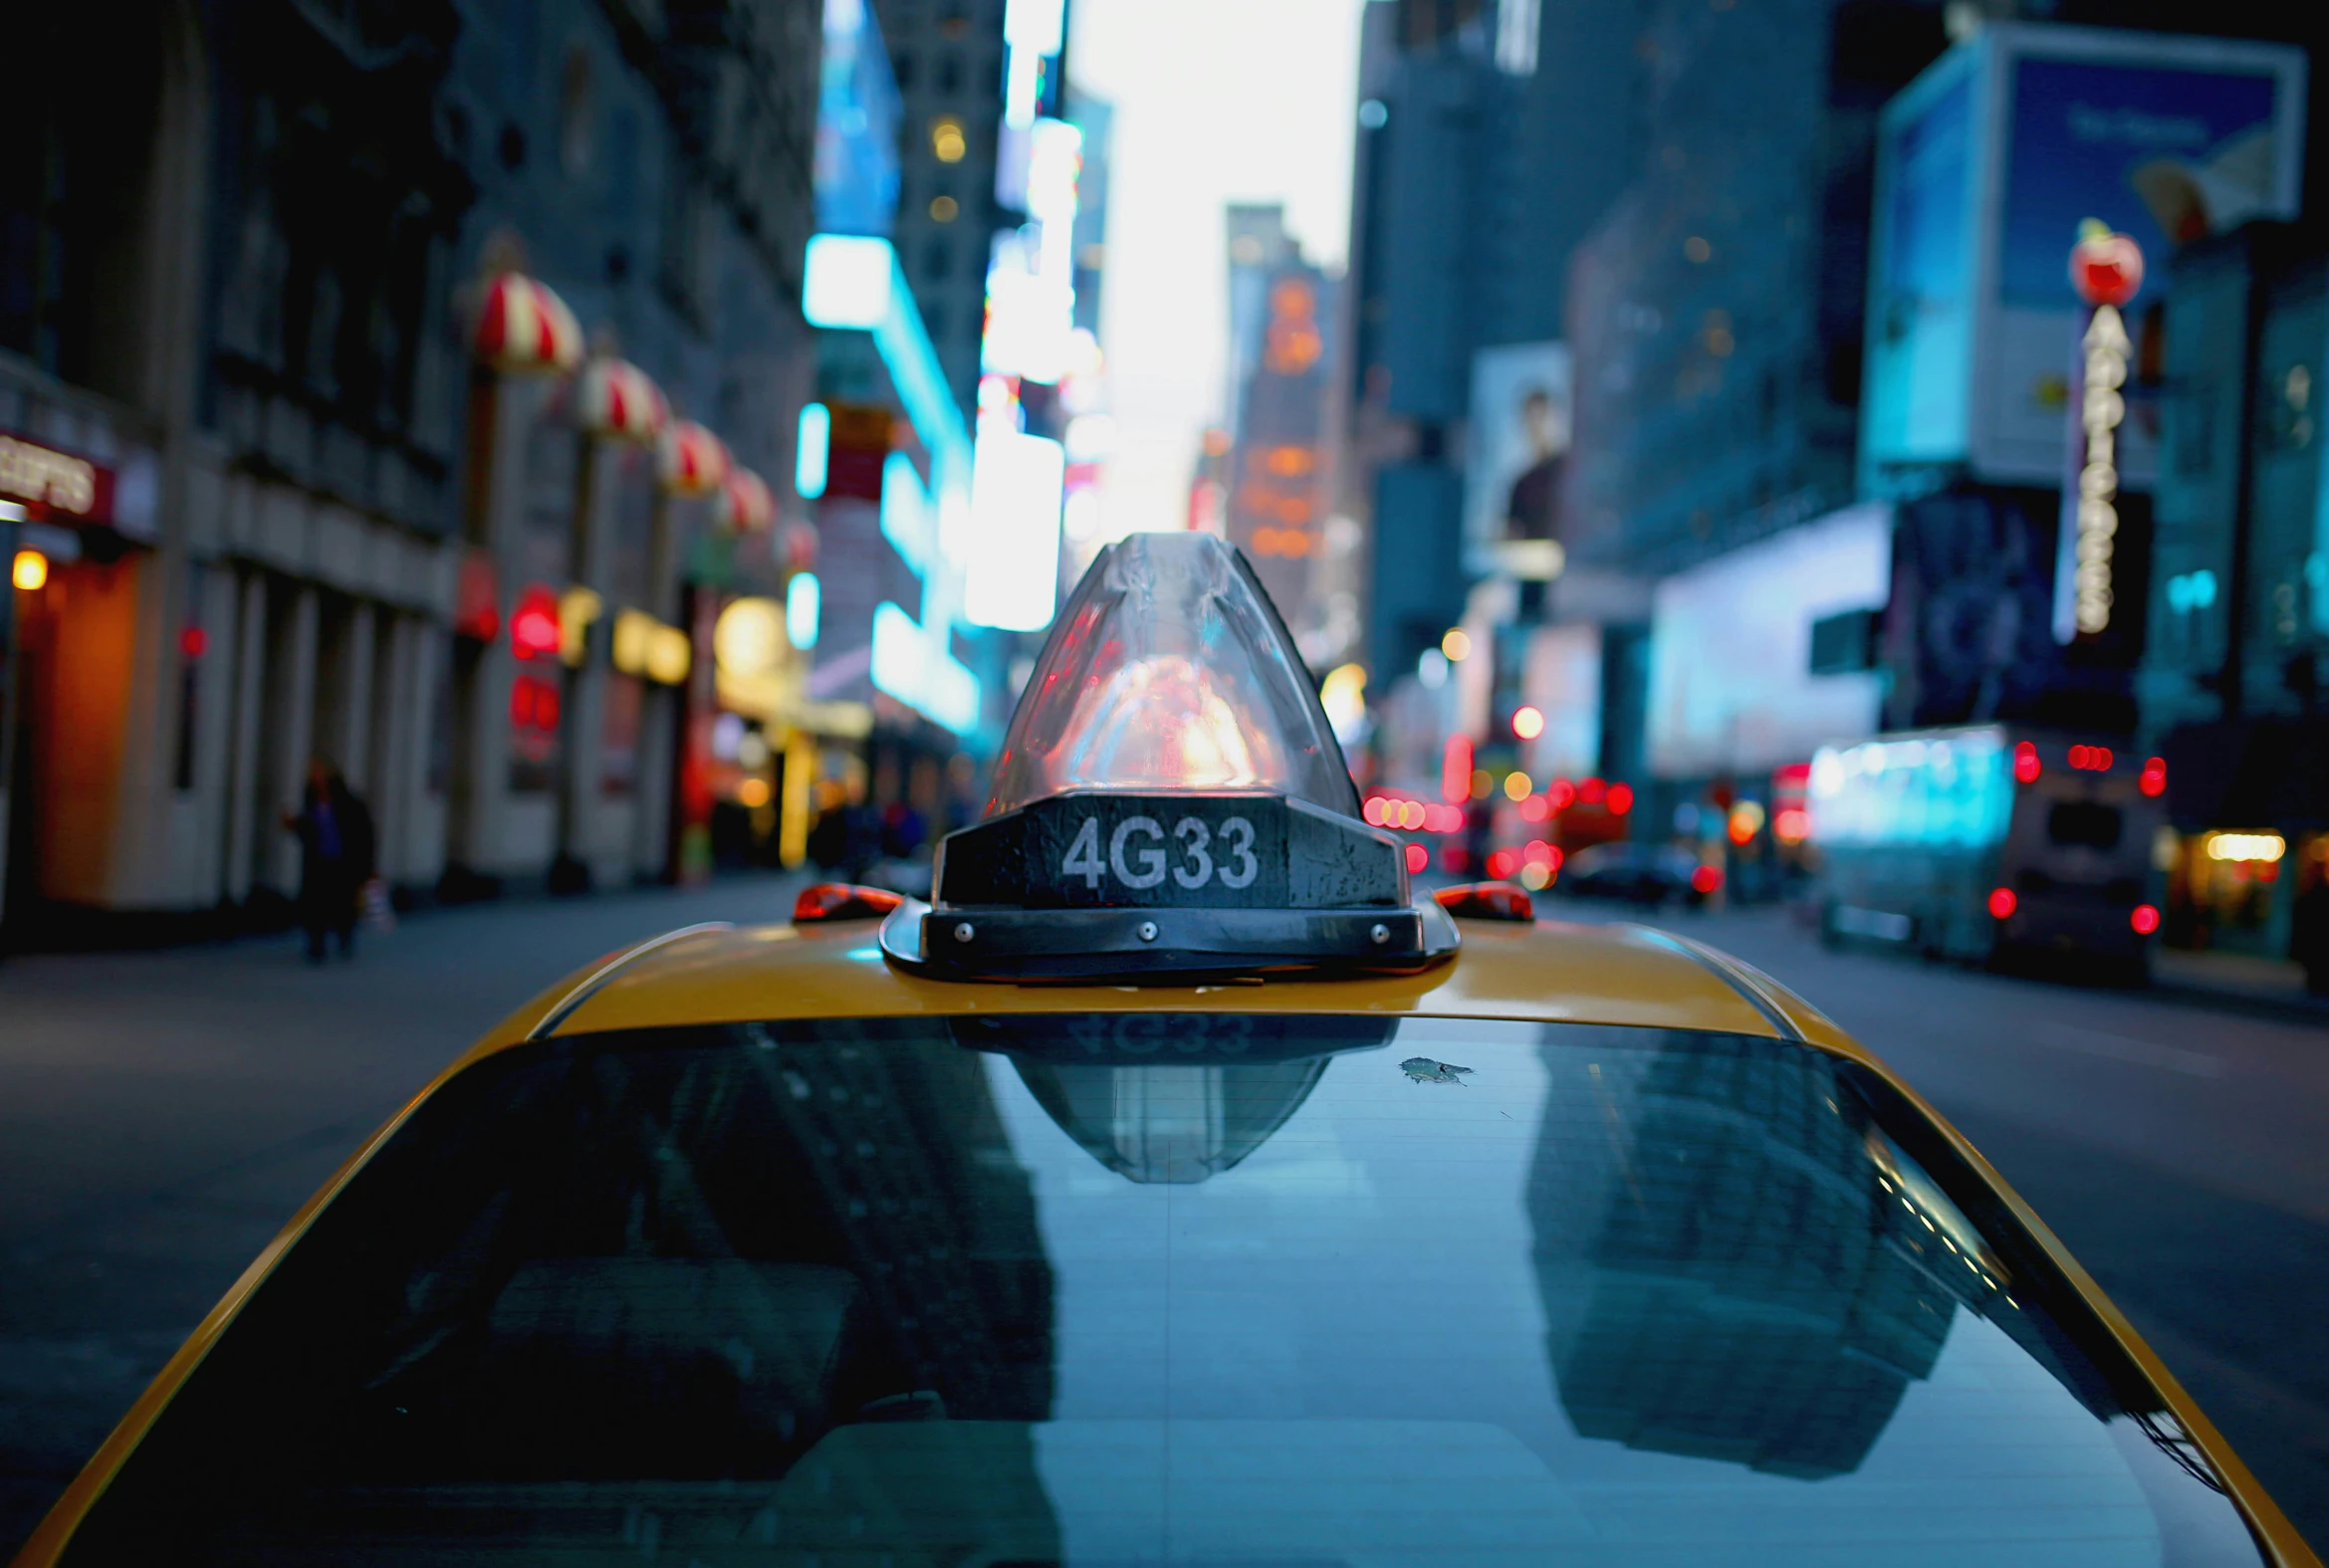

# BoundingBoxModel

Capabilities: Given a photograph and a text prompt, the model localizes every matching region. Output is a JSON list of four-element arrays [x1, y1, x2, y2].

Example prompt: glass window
[[2049, 799, 2125, 850], [64, 1017, 2261, 1564]]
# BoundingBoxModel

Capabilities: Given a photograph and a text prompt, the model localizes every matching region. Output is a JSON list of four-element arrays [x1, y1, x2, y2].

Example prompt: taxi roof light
[[881, 534, 1459, 982], [983, 533, 1360, 818]]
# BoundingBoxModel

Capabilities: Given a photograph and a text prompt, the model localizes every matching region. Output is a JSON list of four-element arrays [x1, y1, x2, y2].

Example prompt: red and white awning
[[577, 357, 669, 442], [716, 467, 777, 534], [473, 272, 583, 374], [659, 419, 731, 499]]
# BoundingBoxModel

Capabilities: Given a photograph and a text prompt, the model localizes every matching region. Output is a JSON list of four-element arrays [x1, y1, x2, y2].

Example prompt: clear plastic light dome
[[985, 532, 1360, 817]]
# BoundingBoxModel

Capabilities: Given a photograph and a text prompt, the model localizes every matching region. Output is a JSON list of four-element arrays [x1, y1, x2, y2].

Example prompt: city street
[[1, 882, 2324, 1554]]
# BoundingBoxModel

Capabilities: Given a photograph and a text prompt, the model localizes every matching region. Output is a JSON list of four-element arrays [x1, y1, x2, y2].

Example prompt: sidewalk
[[2154, 946, 2329, 1017]]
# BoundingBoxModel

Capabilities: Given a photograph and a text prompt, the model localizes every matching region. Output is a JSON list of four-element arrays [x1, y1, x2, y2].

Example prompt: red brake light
[[1987, 886, 2017, 919], [794, 883, 905, 923], [2131, 903, 2161, 935], [1606, 783, 1634, 814], [2012, 743, 2040, 784], [1487, 847, 1518, 880], [1690, 865, 1722, 895], [1578, 777, 1606, 806], [1434, 882, 1534, 922], [2139, 758, 2167, 797], [1404, 842, 1429, 874]]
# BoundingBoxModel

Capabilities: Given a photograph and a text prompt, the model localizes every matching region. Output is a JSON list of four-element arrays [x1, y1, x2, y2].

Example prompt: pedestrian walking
[[283, 758, 377, 964]]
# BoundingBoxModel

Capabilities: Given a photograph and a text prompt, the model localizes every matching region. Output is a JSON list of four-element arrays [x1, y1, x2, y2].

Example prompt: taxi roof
[[474, 912, 1857, 1061]]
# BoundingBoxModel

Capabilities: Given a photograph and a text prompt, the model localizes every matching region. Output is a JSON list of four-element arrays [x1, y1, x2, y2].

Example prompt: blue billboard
[[1861, 25, 2305, 494]]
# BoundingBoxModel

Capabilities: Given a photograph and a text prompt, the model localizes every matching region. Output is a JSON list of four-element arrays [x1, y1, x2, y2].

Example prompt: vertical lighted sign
[[2054, 222, 2143, 643]]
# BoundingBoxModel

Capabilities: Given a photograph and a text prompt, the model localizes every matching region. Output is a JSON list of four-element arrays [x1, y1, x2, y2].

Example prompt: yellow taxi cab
[[18, 534, 2313, 1566]]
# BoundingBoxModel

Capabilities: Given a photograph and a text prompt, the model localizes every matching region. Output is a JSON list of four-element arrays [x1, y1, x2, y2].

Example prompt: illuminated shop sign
[[0, 433, 104, 518], [2059, 223, 2142, 640]]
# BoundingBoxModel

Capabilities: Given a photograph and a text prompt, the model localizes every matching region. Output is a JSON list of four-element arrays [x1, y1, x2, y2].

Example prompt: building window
[[560, 45, 594, 175], [939, 53, 963, 95], [923, 238, 951, 283], [892, 52, 916, 90]]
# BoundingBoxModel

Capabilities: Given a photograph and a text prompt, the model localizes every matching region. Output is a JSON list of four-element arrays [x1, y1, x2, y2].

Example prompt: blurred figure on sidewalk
[[283, 758, 376, 964]]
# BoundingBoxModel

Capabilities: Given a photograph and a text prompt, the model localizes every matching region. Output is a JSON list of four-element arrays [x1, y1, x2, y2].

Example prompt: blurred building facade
[[0, 0, 826, 940]]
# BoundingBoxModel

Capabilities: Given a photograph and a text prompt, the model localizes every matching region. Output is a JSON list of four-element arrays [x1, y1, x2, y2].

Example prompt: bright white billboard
[[1646, 504, 1893, 780]]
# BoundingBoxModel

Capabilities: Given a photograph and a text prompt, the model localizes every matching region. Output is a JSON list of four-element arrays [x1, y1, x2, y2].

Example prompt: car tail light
[[2139, 757, 2167, 797], [794, 883, 905, 923], [1434, 882, 1534, 922], [1987, 886, 2017, 919], [2131, 903, 2161, 935], [1487, 847, 1518, 880], [2012, 742, 2040, 784], [1690, 865, 1722, 895]]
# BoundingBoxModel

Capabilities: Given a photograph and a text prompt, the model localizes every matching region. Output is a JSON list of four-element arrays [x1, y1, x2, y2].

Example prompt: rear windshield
[[2049, 800, 2126, 850], [67, 1015, 2259, 1565]]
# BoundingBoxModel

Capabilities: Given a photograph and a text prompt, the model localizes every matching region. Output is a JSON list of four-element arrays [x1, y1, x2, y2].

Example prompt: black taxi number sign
[[1021, 794, 1289, 909]]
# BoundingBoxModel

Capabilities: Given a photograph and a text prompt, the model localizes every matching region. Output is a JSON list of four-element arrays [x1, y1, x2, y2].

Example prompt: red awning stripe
[[659, 419, 731, 498], [473, 272, 583, 373], [578, 356, 669, 442], [716, 467, 777, 534]]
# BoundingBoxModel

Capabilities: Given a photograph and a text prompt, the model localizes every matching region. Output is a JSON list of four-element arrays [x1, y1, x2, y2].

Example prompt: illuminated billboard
[[1645, 503, 1893, 780], [1861, 25, 2304, 493]]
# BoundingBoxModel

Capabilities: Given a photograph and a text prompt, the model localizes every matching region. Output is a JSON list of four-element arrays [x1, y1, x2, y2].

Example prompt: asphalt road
[[3, 881, 2326, 1556]]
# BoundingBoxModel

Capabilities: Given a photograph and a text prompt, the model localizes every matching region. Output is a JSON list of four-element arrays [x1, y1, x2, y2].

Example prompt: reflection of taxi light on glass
[[1512, 705, 1543, 740], [2206, 831, 2285, 863], [1404, 843, 1428, 874], [793, 882, 905, 923], [1773, 806, 1810, 842], [2140, 757, 2167, 797], [1987, 886, 2018, 919], [12, 550, 47, 591], [795, 402, 829, 498], [1441, 627, 1472, 662], [2012, 741, 2041, 784], [2131, 903, 2161, 935], [1320, 662, 1368, 744], [1606, 783, 1634, 815], [1487, 847, 1518, 880], [1690, 864, 1723, 895], [1441, 734, 1473, 805], [2068, 744, 2114, 772], [1504, 772, 1532, 801]]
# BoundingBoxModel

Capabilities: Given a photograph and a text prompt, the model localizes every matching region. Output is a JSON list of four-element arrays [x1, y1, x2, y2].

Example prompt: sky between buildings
[[1068, 0, 1367, 541]]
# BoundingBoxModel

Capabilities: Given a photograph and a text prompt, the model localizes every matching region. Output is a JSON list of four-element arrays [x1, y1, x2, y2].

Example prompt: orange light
[[2013, 741, 2041, 784], [1512, 705, 1544, 741], [2139, 757, 2167, 797], [1405, 842, 1429, 874], [1773, 806, 1810, 843], [1606, 783, 1634, 814], [737, 777, 772, 808], [2131, 903, 2161, 935], [1988, 886, 2018, 920], [11, 550, 48, 591]]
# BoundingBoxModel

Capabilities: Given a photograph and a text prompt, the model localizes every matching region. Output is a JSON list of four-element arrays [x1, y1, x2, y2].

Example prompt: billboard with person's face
[[1465, 341, 1571, 577]]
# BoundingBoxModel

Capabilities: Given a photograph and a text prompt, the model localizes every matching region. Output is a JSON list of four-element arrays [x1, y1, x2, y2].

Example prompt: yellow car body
[[17, 911, 2317, 1566]]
